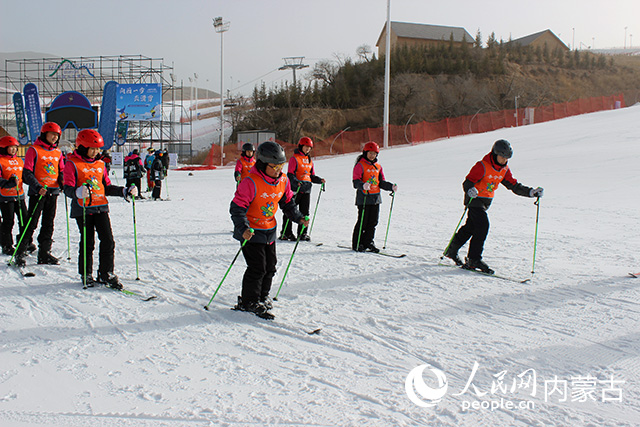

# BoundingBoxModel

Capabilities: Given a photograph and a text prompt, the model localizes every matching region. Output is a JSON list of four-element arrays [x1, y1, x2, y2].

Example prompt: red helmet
[[76, 129, 104, 148], [0, 136, 19, 148], [363, 141, 380, 153], [298, 136, 313, 148], [41, 122, 62, 135]]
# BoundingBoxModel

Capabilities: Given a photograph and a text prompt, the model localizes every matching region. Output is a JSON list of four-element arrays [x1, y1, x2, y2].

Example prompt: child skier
[[123, 149, 145, 199], [352, 141, 396, 253], [444, 139, 543, 274], [279, 136, 325, 241], [150, 150, 165, 200], [20, 122, 65, 265], [229, 141, 308, 319], [234, 142, 255, 184], [63, 129, 138, 288], [144, 147, 155, 192], [0, 136, 28, 265]]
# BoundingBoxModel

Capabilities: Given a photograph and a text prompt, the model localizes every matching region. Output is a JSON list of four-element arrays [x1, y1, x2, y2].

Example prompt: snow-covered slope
[[1, 106, 639, 426]]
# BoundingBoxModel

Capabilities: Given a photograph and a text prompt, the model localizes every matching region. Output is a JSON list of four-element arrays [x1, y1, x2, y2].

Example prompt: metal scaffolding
[[1, 55, 193, 160]]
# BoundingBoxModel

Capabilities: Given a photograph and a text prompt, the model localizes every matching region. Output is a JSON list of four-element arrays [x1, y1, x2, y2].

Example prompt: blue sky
[[1, 0, 637, 97]]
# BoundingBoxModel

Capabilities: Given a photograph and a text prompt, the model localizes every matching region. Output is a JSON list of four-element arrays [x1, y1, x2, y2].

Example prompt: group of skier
[[0, 124, 138, 289], [229, 137, 543, 318]]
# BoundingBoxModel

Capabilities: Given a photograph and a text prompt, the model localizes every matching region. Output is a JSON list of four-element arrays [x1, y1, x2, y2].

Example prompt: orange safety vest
[[245, 171, 287, 230], [67, 156, 108, 208], [0, 156, 24, 198], [292, 152, 313, 182], [358, 158, 381, 194], [31, 144, 62, 188], [474, 159, 508, 198], [239, 156, 256, 181]]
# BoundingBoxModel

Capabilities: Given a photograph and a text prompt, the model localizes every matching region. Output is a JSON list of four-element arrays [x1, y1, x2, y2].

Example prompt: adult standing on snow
[[279, 137, 325, 242], [444, 139, 543, 274], [20, 122, 65, 265], [63, 129, 138, 289], [352, 141, 396, 253], [123, 149, 145, 198], [229, 141, 308, 319], [0, 136, 28, 265], [144, 147, 155, 192], [234, 142, 255, 184]]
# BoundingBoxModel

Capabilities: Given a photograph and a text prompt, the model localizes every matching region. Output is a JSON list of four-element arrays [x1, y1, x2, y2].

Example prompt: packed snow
[[1, 105, 639, 426]]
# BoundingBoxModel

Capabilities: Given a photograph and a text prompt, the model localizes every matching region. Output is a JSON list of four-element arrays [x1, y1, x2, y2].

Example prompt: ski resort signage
[[46, 91, 98, 131], [116, 83, 162, 122], [12, 93, 29, 145], [23, 83, 43, 143]]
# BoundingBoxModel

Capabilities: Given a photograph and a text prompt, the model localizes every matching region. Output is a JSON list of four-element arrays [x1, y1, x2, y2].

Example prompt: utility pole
[[279, 57, 308, 86], [213, 16, 230, 166]]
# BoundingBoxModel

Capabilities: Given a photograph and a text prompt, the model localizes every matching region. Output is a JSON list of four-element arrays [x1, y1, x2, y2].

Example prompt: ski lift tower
[[279, 57, 308, 86]]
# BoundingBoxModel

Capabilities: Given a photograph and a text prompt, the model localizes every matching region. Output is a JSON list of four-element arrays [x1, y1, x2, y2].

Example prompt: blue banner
[[13, 93, 29, 145], [115, 121, 129, 146], [116, 83, 162, 122], [98, 81, 118, 150], [23, 83, 43, 143]]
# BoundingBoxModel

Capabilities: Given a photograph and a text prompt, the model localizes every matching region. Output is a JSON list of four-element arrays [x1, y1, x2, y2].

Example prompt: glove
[[75, 186, 90, 199], [467, 187, 478, 198], [128, 185, 139, 197], [363, 182, 372, 191], [392, 184, 398, 192], [5, 176, 17, 187], [530, 187, 544, 198]]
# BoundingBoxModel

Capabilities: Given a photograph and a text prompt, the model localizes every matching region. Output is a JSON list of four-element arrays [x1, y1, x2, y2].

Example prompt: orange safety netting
[[203, 93, 625, 165]]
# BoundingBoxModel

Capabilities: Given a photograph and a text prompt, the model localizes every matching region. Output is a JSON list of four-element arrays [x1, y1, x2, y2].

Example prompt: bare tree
[[356, 44, 373, 62]]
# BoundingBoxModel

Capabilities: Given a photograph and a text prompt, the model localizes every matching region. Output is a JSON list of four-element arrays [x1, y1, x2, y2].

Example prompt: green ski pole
[[132, 192, 140, 280], [356, 192, 368, 251], [382, 191, 395, 249], [204, 228, 254, 310], [280, 186, 300, 239], [8, 186, 47, 266], [15, 180, 24, 228], [307, 182, 325, 237], [531, 197, 541, 275], [440, 197, 474, 260], [274, 216, 309, 301]]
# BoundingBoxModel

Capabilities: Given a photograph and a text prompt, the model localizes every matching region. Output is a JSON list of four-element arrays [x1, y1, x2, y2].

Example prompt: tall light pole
[[382, 0, 391, 149], [572, 28, 575, 51], [213, 16, 230, 166], [194, 73, 198, 120], [624, 26, 628, 49]]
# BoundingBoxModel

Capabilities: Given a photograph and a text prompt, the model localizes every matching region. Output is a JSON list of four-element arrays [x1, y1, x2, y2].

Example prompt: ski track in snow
[[1, 107, 640, 426]]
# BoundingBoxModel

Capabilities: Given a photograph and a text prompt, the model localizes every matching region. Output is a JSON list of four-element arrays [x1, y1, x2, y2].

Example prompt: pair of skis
[[336, 245, 406, 258]]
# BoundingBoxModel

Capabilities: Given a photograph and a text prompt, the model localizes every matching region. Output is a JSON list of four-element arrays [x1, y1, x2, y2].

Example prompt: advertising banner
[[12, 93, 29, 145], [23, 83, 43, 143], [116, 83, 162, 122], [99, 81, 118, 150], [115, 121, 129, 146]]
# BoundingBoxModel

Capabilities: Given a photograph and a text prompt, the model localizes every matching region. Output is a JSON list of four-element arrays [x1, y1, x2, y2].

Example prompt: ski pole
[[64, 194, 71, 260], [383, 191, 396, 249], [280, 186, 300, 239], [8, 186, 47, 266], [307, 182, 325, 236], [203, 228, 254, 310], [440, 197, 474, 260], [274, 216, 309, 301], [132, 191, 140, 280], [15, 180, 24, 228], [356, 192, 368, 250], [531, 197, 541, 275]]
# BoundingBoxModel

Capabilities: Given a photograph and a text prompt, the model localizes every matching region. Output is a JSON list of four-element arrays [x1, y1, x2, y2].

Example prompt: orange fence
[[204, 93, 625, 166]]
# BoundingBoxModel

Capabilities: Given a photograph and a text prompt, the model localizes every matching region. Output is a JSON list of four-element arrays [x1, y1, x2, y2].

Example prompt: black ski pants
[[19, 194, 58, 255], [240, 241, 277, 303], [451, 206, 490, 261], [281, 191, 310, 237], [75, 212, 115, 277], [352, 203, 380, 250], [0, 199, 27, 251], [152, 180, 162, 199]]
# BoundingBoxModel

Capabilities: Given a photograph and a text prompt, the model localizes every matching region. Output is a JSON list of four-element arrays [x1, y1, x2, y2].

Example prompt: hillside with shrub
[[235, 36, 640, 145]]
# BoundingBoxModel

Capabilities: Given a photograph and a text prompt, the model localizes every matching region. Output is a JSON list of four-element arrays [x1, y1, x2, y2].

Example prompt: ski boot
[[80, 275, 97, 288], [279, 232, 296, 242], [444, 246, 463, 266], [463, 257, 494, 275], [366, 243, 380, 253], [14, 252, 27, 267], [38, 252, 60, 265], [2, 245, 15, 255], [233, 296, 275, 320], [260, 296, 274, 310], [299, 232, 311, 242], [97, 271, 123, 290]]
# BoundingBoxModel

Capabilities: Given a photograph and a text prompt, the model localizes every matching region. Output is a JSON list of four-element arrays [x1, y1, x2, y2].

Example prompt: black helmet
[[492, 139, 513, 159], [242, 142, 254, 152], [257, 141, 286, 164]]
